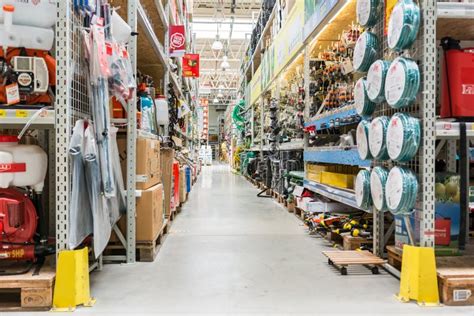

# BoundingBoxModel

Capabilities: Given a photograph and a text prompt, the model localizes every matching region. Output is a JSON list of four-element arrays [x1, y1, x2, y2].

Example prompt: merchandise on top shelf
[[440, 37, 474, 119], [387, 0, 420, 52]]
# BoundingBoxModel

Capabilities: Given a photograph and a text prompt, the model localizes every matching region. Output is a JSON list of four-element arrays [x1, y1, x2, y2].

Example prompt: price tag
[[0, 110, 6, 118], [5, 83, 20, 105], [15, 110, 28, 118]]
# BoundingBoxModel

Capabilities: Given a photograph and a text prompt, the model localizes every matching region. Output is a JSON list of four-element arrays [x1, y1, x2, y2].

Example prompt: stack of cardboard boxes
[[117, 135, 164, 242]]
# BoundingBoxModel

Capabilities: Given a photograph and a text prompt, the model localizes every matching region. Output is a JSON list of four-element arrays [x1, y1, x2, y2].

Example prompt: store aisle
[[32, 165, 471, 315]]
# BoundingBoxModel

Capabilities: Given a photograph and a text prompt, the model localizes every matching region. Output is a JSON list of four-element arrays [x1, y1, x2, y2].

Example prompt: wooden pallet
[[322, 250, 386, 275], [135, 220, 170, 262], [437, 256, 474, 306], [343, 235, 373, 251], [0, 266, 55, 311], [386, 245, 402, 271], [287, 201, 296, 213]]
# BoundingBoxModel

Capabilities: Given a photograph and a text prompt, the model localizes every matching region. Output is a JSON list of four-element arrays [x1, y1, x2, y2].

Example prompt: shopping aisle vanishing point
[[29, 165, 473, 315]]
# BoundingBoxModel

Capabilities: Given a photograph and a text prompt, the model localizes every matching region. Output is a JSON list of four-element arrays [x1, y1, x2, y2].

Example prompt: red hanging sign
[[182, 54, 200, 78], [169, 25, 186, 57]]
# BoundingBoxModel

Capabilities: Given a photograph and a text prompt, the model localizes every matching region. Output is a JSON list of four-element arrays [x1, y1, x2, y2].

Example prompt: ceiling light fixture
[[221, 55, 230, 70]]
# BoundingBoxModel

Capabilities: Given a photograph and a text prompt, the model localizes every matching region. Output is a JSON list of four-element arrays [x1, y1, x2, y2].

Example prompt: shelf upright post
[[303, 45, 310, 151], [126, 0, 138, 264], [373, 208, 384, 256], [420, 0, 437, 248], [164, 0, 171, 137], [55, 0, 72, 253]]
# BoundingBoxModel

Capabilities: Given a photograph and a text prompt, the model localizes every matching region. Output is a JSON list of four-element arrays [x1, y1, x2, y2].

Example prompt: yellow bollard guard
[[396, 245, 440, 306], [52, 247, 96, 312]]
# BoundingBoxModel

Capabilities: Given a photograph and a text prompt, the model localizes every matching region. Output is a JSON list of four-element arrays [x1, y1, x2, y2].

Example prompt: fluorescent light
[[212, 35, 223, 50], [213, 97, 219, 103]]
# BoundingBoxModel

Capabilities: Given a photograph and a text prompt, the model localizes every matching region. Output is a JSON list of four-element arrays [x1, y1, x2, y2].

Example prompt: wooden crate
[[0, 266, 55, 311], [325, 231, 343, 246], [287, 201, 296, 213], [322, 250, 386, 275], [386, 245, 402, 271], [437, 256, 474, 306], [343, 235, 373, 250]]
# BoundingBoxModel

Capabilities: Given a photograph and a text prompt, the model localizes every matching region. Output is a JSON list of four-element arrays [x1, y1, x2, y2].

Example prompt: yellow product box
[[321, 171, 355, 189]]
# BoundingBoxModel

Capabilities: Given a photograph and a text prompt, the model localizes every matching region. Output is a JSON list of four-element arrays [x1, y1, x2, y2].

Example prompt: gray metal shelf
[[0, 109, 55, 128]]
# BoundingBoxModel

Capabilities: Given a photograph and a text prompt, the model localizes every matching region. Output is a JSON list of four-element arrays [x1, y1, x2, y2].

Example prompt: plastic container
[[0, 136, 47, 192], [0, 1, 56, 28], [0, 24, 54, 51], [441, 48, 474, 119], [155, 95, 170, 125], [185, 166, 191, 193]]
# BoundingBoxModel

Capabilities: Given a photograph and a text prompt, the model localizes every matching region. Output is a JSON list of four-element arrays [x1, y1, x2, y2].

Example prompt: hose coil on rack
[[356, 120, 372, 160], [384, 57, 420, 109], [385, 166, 419, 215], [355, 169, 372, 211], [354, 78, 376, 116], [357, 0, 380, 28], [370, 166, 389, 211], [386, 113, 421, 162], [353, 31, 379, 73], [366, 60, 390, 104], [387, 0, 421, 51], [369, 116, 390, 160]]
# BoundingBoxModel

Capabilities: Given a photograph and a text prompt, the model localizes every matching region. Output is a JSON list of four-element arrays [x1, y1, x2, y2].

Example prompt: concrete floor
[[19, 165, 474, 315]]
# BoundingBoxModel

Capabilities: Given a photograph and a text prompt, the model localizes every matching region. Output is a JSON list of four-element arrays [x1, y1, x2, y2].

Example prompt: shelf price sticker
[[15, 110, 28, 118], [0, 110, 6, 118]]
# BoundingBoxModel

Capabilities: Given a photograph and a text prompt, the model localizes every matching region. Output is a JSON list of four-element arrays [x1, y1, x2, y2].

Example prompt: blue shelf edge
[[304, 148, 371, 167], [305, 107, 359, 131]]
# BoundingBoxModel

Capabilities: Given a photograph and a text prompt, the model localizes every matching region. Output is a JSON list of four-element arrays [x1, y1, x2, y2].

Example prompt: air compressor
[[0, 136, 54, 269]]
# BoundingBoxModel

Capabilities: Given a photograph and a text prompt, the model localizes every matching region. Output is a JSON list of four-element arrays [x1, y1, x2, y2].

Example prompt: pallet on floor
[[0, 265, 55, 311], [322, 250, 386, 275], [135, 220, 170, 262], [106, 220, 170, 262], [343, 235, 373, 250], [437, 255, 474, 306], [386, 245, 402, 271]]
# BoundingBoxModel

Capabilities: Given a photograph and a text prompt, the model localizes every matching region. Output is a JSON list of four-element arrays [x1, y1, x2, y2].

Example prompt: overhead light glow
[[221, 56, 230, 70], [212, 35, 223, 50]]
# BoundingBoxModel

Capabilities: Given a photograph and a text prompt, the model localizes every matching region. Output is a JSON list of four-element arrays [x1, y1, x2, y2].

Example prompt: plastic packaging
[[387, 0, 420, 51], [0, 135, 47, 192], [155, 95, 170, 125], [354, 77, 376, 116], [386, 113, 421, 162], [83, 124, 112, 258], [366, 60, 390, 103], [68, 120, 93, 250], [356, 120, 372, 160], [370, 166, 389, 211], [384, 57, 420, 109], [385, 166, 418, 215], [355, 169, 372, 211], [353, 31, 379, 73], [111, 10, 132, 45], [369, 116, 390, 160]]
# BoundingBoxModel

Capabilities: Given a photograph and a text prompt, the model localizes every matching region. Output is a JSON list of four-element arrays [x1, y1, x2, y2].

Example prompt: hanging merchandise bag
[[84, 124, 112, 258], [68, 120, 93, 250]]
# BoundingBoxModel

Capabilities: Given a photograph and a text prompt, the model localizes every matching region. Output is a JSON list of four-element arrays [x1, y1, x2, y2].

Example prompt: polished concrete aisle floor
[[29, 165, 473, 315]]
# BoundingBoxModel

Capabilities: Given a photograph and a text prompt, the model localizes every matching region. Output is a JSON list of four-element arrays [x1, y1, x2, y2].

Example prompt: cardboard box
[[394, 202, 461, 255], [136, 183, 164, 241], [117, 135, 161, 190], [111, 183, 164, 242], [179, 167, 186, 203], [161, 148, 175, 217]]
